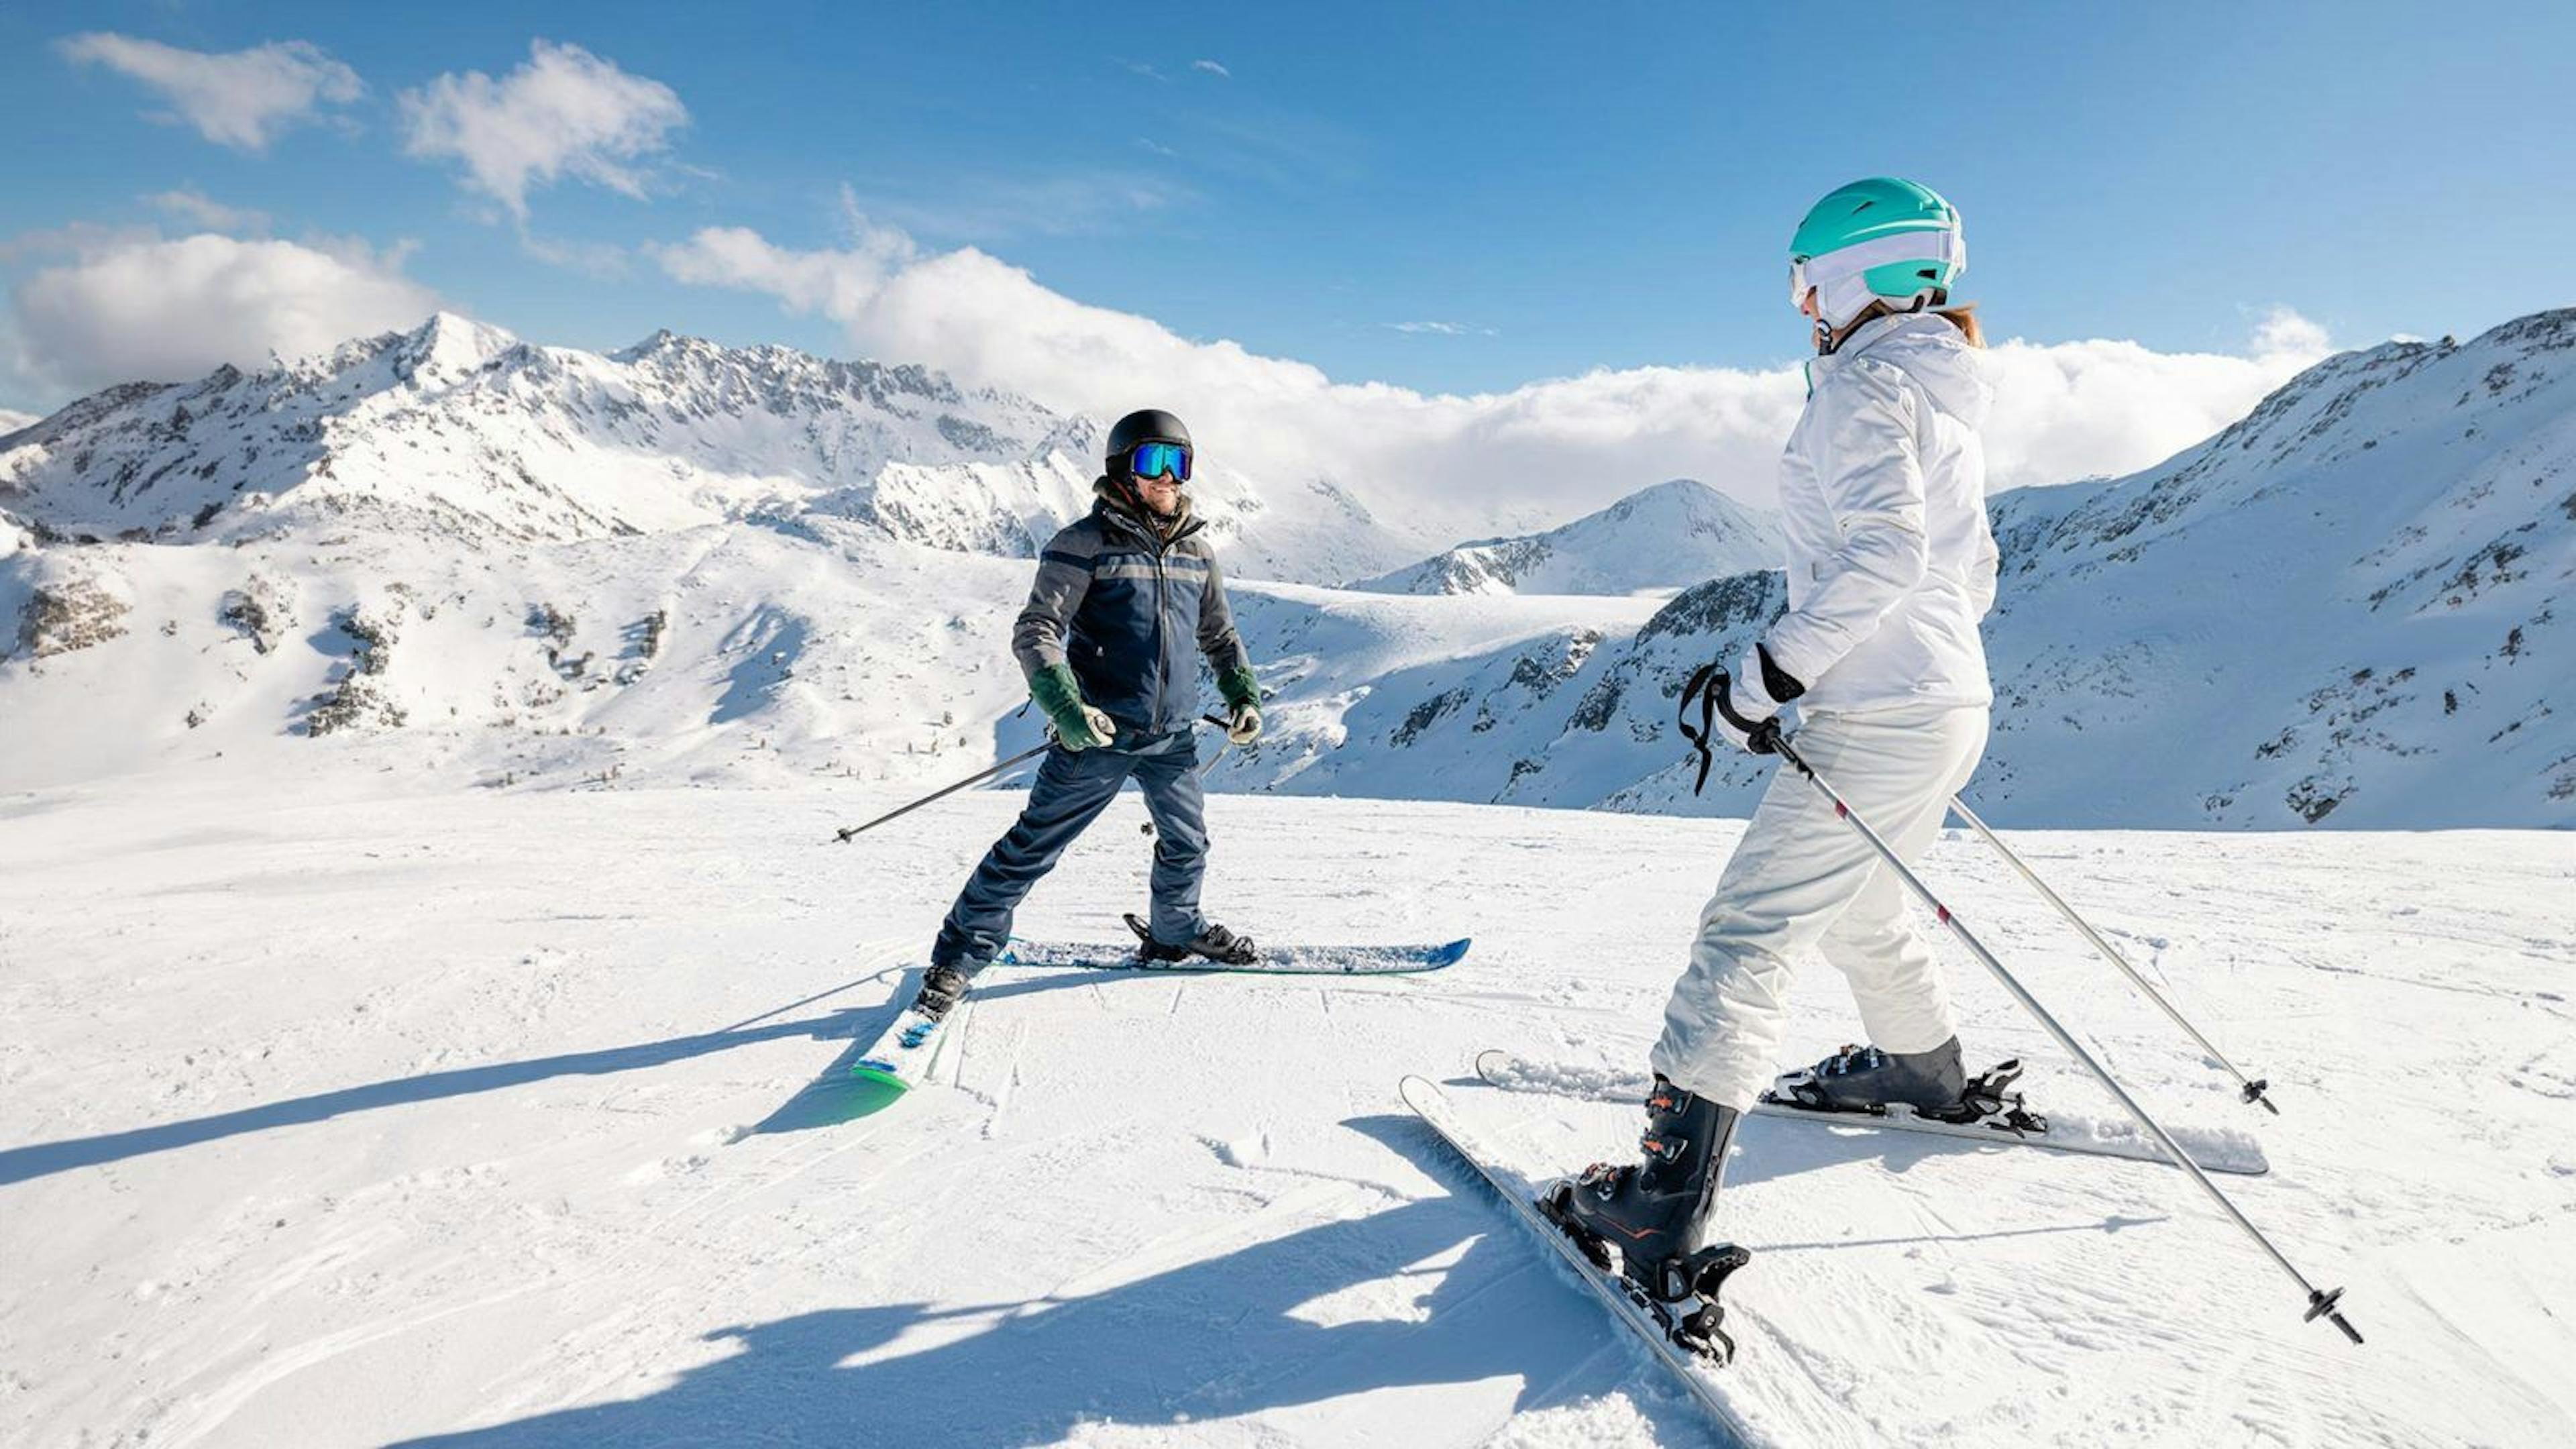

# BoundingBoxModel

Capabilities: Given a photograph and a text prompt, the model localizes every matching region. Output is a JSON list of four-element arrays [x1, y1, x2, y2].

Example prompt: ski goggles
[[1127, 441, 1191, 483], [1789, 229, 1967, 309]]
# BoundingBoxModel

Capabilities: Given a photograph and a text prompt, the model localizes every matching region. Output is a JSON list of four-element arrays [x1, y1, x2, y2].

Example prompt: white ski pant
[[1651, 700, 1990, 1113]]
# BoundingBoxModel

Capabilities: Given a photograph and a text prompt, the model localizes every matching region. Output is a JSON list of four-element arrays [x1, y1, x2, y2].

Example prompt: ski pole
[[1196, 712, 1241, 782], [1144, 715, 1238, 837], [1756, 720, 2362, 1345], [1946, 793, 2277, 1114], [833, 741, 1052, 843]]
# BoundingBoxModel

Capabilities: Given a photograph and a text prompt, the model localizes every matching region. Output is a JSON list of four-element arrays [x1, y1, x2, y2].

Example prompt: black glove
[[1678, 643, 1805, 792]]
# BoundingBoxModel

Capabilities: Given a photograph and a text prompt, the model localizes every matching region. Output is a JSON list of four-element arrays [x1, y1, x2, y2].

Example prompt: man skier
[[1555, 178, 2004, 1287], [911, 409, 1267, 1020]]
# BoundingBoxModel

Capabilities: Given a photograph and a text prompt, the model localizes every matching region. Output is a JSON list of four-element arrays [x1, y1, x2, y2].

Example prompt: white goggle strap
[[1796, 226, 1966, 299]]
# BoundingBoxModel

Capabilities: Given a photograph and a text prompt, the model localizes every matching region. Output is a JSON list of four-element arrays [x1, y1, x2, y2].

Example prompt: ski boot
[[1769, 1036, 1966, 1114], [1124, 912, 1258, 966], [1539, 1075, 1754, 1360], [910, 963, 971, 1022], [1765, 1037, 2045, 1132]]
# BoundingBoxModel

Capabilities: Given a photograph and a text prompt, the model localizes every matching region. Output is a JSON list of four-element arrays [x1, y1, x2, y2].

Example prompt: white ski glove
[[1678, 643, 1805, 790], [1711, 643, 1801, 753]]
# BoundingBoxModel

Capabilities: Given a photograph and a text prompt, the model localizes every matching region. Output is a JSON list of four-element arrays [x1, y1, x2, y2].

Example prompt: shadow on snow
[[0, 972, 903, 1186], [388, 1113, 1698, 1448]]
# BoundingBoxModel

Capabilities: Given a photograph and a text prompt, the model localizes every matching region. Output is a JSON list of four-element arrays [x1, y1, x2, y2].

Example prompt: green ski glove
[[1218, 664, 1263, 746], [1030, 663, 1115, 751]]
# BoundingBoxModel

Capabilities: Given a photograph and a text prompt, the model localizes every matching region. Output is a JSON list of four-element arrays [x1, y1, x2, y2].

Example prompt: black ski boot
[[1124, 912, 1258, 966], [1544, 1077, 1743, 1287], [910, 964, 971, 1021], [1767, 1036, 1968, 1115]]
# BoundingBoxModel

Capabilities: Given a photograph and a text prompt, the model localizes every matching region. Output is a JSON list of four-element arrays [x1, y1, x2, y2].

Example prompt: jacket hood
[[1828, 312, 1994, 428]]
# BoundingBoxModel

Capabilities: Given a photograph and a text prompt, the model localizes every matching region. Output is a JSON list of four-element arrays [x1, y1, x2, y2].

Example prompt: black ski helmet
[[1105, 409, 1191, 478]]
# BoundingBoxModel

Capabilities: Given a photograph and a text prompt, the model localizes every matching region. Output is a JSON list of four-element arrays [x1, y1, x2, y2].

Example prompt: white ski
[[851, 977, 969, 1100], [1472, 1049, 2269, 1177], [1000, 934, 1468, 975], [1400, 1075, 1758, 1447]]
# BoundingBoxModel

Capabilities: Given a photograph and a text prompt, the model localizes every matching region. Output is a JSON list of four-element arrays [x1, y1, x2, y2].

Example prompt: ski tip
[[1472, 1049, 1508, 1084], [1397, 1074, 1446, 1112], [1430, 938, 1472, 967], [851, 1061, 911, 1093]]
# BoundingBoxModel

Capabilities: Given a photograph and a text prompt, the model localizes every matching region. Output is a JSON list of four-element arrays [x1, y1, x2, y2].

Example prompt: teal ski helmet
[[1789, 178, 1966, 331]]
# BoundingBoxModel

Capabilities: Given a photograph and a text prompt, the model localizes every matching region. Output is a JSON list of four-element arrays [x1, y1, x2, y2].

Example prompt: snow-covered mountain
[[0, 313, 1422, 584], [1354, 478, 1782, 596], [1219, 309, 2576, 827], [1, 308, 2568, 826]]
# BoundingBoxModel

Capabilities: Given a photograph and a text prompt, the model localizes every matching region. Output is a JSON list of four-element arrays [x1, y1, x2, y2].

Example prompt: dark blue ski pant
[[932, 728, 1208, 975]]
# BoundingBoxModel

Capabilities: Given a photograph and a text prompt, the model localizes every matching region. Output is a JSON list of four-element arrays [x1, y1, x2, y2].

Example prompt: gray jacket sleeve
[[1197, 550, 1251, 677], [1012, 529, 1096, 683]]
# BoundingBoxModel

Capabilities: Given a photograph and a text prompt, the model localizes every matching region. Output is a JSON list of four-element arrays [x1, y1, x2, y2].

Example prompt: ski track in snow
[[0, 767, 2570, 1446]]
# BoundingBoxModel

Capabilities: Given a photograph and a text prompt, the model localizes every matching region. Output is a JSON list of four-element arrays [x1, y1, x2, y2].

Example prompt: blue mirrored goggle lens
[[1130, 441, 1191, 482]]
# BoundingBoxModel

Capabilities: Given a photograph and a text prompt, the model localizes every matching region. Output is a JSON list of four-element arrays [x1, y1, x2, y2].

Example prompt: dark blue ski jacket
[[1012, 490, 1251, 735]]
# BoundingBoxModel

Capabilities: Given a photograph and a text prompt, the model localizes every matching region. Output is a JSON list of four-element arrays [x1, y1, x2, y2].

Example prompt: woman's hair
[[1828, 298, 1987, 353], [1935, 303, 1985, 348]]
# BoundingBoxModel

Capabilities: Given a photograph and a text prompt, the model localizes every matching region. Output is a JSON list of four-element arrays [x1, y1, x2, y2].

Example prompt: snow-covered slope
[[1355, 478, 1782, 596], [0, 314, 1424, 583], [2, 765, 2567, 1446], [1214, 310, 2576, 828]]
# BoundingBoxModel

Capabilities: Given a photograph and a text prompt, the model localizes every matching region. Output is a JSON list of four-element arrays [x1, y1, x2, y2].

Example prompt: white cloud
[[653, 218, 2336, 537], [144, 189, 272, 233], [9, 232, 437, 394], [1192, 59, 1232, 78], [1387, 321, 1495, 337], [58, 33, 362, 151], [2250, 305, 2332, 370], [398, 40, 687, 220]]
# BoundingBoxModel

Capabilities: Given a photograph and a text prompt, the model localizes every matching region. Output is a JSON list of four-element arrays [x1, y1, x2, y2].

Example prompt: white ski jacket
[[1765, 311, 2000, 714]]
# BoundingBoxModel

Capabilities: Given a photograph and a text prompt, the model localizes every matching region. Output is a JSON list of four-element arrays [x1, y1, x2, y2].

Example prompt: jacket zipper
[[1150, 534, 1169, 732], [1109, 502, 1196, 736]]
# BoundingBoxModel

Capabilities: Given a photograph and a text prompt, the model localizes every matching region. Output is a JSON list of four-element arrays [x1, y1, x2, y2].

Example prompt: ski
[[1401, 1075, 1758, 1446], [849, 978, 967, 1100], [999, 934, 1468, 976], [1472, 1049, 2269, 1177]]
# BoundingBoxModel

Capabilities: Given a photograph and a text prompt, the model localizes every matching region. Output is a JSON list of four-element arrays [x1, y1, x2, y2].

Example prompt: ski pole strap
[[1677, 663, 1720, 796]]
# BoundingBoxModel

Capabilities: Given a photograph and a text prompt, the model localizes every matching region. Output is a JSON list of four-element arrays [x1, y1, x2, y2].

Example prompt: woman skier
[[910, 409, 1267, 1021], [1556, 178, 2004, 1289]]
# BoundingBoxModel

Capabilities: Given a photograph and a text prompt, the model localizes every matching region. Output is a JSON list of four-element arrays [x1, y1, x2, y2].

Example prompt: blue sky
[[8, 3, 2572, 394], [3, 0, 2571, 524]]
